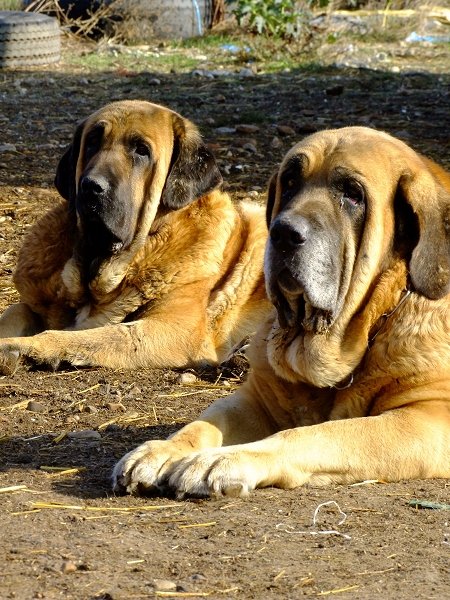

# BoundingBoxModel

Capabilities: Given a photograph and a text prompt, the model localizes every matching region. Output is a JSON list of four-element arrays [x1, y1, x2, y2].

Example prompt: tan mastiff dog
[[113, 126, 450, 497], [0, 100, 270, 372]]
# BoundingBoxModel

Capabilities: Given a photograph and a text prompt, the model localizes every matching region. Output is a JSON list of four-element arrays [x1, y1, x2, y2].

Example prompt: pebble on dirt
[[106, 402, 126, 412], [26, 400, 46, 413], [235, 124, 260, 134], [277, 124, 296, 136], [151, 578, 177, 591], [271, 137, 283, 149], [61, 560, 77, 574], [326, 84, 345, 96], [297, 123, 318, 134], [176, 372, 197, 384]]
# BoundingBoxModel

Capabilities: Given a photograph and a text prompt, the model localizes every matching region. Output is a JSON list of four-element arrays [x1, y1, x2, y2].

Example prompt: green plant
[[0, 0, 24, 9], [233, 0, 306, 39]]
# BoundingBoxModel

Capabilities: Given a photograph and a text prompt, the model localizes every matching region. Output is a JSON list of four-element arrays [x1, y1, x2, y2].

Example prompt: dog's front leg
[[168, 402, 450, 498], [0, 315, 213, 373]]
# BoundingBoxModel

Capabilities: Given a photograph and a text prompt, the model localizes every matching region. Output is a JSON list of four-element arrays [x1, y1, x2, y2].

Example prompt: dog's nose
[[270, 217, 309, 251], [80, 175, 108, 198]]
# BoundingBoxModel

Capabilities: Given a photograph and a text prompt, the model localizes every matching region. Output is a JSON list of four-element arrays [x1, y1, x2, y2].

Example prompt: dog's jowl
[[113, 126, 450, 497], [0, 100, 271, 372]]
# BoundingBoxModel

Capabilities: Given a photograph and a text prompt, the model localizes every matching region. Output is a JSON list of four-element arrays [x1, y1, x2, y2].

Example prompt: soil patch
[[0, 34, 449, 599]]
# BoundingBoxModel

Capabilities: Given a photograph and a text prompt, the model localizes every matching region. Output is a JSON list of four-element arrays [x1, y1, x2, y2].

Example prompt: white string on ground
[[276, 501, 351, 540]]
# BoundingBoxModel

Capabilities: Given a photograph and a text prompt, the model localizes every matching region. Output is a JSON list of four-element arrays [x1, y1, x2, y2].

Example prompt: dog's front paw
[[169, 447, 260, 499], [112, 440, 190, 495]]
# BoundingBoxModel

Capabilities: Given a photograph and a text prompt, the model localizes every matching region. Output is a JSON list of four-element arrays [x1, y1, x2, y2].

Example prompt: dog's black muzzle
[[77, 174, 127, 259], [266, 212, 339, 333]]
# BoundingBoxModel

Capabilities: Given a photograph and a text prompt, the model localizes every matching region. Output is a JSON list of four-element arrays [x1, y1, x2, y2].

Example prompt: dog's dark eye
[[85, 131, 102, 154], [281, 174, 300, 205], [342, 181, 364, 206], [134, 143, 150, 157]]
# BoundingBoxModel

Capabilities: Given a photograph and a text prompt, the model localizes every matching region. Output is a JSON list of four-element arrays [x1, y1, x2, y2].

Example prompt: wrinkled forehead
[[83, 101, 176, 146], [279, 128, 419, 184]]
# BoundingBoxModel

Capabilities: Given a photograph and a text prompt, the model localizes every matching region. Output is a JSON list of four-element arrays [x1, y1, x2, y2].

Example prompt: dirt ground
[[0, 30, 450, 600]]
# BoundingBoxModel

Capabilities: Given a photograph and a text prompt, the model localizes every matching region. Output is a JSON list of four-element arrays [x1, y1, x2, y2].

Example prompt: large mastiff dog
[[114, 126, 450, 497], [0, 100, 270, 372]]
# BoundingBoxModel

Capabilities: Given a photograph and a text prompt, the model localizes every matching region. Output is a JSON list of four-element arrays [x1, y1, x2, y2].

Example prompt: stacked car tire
[[0, 11, 60, 67]]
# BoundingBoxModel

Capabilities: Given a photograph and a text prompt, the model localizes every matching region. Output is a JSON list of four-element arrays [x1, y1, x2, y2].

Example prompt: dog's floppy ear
[[266, 172, 278, 228], [400, 160, 450, 299], [54, 120, 85, 211], [161, 115, 222, 210]]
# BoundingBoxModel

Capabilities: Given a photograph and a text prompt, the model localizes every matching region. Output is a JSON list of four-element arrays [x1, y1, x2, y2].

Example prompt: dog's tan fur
[[113, 127, 450, 497], [0, 101, 270, 372]]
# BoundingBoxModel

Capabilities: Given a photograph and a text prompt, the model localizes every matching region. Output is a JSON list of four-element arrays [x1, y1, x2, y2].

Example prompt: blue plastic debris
[[220, 44, 250, 53], [405, 31, 450, 43]]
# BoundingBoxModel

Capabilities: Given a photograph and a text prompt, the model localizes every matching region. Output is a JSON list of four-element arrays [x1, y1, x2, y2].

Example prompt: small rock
[[235, 124, 260, 134], [26, 401, 46, 413], [242, 142, 257, 154], [84, 405, 98, 414], [238, 68, 254, 77], [209, 69, 232, 77], [129, 386, 141, 395], [106, 402, 126, 412], [214, 126, 235, 134], [176, 372, 197, 384], [297, 124, 317, 134], [148, 78, 161, 85], [277, 125, 296, 137], [232, 137, 257, 149], [216, 94, 226, 103], [326, 84, 344, 96], [64, 415, 79, 424], [0, 144, 16, 152], [61, 560, 77, 574], [191, 573, 207, 581], [271, 137, 283, 149], [152, 579, 177, 591], [67, 430, 101, 440], [105, 424, 121, 432], [204, 117, 215, 125], [0, 415, 8, 422]]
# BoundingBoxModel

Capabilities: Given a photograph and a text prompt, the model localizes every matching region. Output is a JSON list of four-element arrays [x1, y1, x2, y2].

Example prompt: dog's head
[[54, 100, 222, 268], [265, 127, 450, 334]]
